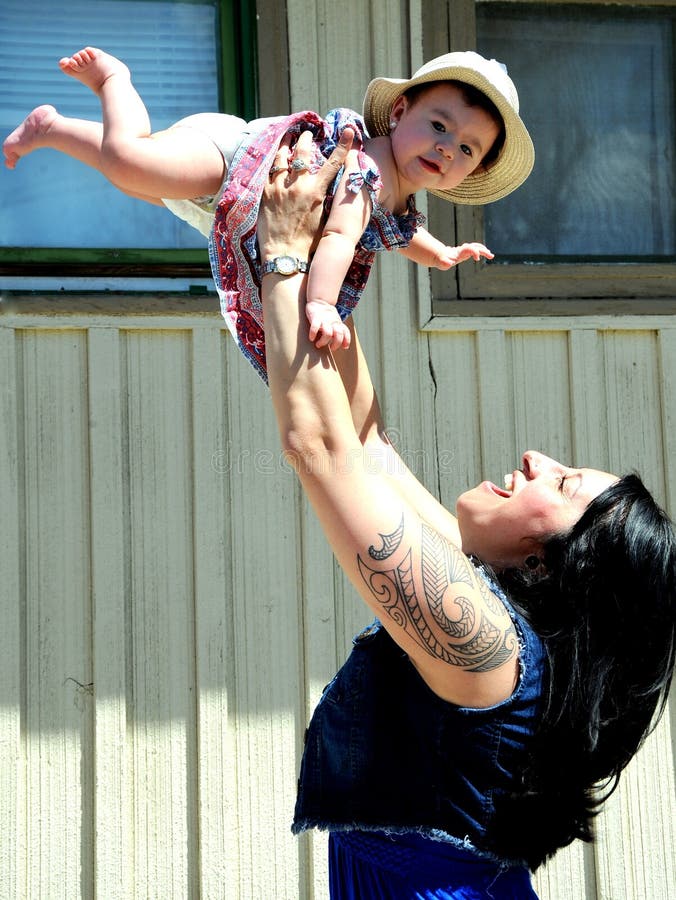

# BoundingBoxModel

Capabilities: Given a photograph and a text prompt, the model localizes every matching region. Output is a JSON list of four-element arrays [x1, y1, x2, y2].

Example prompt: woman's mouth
[[484, 480, 512, 498]]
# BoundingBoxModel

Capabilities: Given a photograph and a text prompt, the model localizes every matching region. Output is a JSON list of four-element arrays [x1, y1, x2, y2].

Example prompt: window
[[0, 0, 257, 288], [422, 0, 676, 315]]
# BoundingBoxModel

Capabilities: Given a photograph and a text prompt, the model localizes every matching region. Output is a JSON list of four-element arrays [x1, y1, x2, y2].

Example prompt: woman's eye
[[559, 475, 567, 493]]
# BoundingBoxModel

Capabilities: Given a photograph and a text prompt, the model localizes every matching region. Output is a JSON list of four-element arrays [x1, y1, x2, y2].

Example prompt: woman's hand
[[258, 127, 354, 263]]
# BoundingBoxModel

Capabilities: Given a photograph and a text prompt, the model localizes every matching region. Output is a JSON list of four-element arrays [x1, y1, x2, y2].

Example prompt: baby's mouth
[[419, 157, 441, 174]]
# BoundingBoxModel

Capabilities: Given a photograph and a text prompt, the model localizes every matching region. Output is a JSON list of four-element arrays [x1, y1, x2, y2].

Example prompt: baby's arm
[[399, 227, 494, 270], [305, 149, 372, 351]]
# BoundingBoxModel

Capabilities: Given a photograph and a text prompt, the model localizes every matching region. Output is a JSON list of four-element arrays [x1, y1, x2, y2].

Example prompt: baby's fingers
[[308, 318, 322, 343], [467, 242, 494, 260], [313, 328, 333, 349], [307, 309, 326, 342], [337, 325, 351, 351], [327, 323, 351, 353]]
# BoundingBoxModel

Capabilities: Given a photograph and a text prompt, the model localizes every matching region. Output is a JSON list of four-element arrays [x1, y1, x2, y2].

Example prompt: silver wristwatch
[[260, 255, 309, 277]]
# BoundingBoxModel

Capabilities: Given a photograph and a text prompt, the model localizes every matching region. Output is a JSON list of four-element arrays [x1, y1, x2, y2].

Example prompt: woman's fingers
[[268, 126, 353, 184], [317, 127, 353, 189], [258, 127, 355, 255], [291, 129, 315, 171], [269, 134, 293, 179]]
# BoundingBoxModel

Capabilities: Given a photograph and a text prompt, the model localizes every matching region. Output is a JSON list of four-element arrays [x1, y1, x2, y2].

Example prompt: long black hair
[[487, 474, 676, 869]]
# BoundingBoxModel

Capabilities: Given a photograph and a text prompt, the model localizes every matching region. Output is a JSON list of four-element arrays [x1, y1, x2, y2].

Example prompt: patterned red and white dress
[[208, 108, 423, 383]]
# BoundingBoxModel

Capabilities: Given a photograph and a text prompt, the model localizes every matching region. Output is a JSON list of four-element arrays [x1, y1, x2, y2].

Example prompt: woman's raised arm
[[259, 132, 519, 708]]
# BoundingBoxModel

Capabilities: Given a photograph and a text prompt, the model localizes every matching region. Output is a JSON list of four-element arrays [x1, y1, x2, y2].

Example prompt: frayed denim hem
[[291, 818, 529, 871]]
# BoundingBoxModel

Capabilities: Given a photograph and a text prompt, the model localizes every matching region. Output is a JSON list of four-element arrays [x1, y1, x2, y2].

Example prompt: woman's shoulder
[[381, 542, 523, 709]]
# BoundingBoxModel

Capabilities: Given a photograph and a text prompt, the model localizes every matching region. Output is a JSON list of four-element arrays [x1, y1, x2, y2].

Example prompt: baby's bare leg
[[4, 105, 65, 170], [3, 47, 225, 202], [3, 106, 163, 204], [59, 47, 226, 199], [58, 47, 150, 137]]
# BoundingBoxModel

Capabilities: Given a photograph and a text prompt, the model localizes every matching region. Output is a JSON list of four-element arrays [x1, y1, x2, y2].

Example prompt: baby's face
[[389, 83, 500, 195]]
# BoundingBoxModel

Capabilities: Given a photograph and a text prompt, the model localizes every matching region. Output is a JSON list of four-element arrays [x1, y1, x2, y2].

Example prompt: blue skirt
[[328, 831, 539, 899]]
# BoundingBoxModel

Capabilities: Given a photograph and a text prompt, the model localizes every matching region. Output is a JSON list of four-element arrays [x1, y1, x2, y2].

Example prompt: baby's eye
[[460, 143, 473, 157], [432, 120, 446, 133]]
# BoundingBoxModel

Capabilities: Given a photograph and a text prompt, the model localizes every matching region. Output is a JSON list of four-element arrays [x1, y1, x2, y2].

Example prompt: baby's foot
[[58, 46, 130, 94], [3, 104, 59, 169]]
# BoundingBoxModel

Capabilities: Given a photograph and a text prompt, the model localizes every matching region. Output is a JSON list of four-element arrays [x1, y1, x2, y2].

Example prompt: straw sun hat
[[362, 50, 534, 204]]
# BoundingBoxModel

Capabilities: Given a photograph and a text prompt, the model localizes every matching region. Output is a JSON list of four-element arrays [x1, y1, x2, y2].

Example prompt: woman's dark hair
[[487, 474, 676, 869], [402, 79, 506, 167]]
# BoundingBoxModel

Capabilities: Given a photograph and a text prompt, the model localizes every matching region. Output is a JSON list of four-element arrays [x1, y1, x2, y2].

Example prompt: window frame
[[0, 0, 259, 281], [421, 0, 676, 325]]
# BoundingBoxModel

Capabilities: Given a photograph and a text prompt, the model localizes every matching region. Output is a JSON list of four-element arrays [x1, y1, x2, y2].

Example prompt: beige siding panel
[[603, 331, 665, 498], [593, 334, 676, 898], [595, 718, 676, 900], [223, 344, 304, 899], [533, 843, 595, 900], [0, 327, 23, 898], [476, 330, 516, 477], [510, 331, 572, 462], [88, 328, 132, 900], [124, 330, 197, 898], [191, 328, 239, 897], [378, 257, 441, 500], [657, 329, 676, 516], [320, 0, 372, 110], [2, 306, 676, 898], [21, 330, 93, 899], [299, 488, 357, 899], [428, 331, 483, 511], [287, 0, 373, 113], [656, 329, 676, 866], [286, 0, 320, 110], [568, 329, 610, 469]]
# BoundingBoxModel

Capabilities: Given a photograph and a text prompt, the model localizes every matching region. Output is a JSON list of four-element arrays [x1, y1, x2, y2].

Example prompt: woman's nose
[[523, 451, 563, 479], [522, 451, 551, 478]]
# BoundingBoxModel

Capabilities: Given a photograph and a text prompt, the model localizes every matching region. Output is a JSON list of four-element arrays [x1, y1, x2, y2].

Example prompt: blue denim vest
[[292, 566, 546, 864]]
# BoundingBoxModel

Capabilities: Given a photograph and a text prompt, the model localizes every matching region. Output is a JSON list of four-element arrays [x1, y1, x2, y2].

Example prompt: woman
[[257, 130, 676, 898]]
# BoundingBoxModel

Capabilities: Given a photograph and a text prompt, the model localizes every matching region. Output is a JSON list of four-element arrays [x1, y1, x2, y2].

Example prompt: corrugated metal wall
[[2, 271, 675, 900], [1, 0, 675, 896]]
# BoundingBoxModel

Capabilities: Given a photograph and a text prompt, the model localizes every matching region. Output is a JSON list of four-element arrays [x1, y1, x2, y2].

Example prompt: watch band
[[260, 255, 310, 277]]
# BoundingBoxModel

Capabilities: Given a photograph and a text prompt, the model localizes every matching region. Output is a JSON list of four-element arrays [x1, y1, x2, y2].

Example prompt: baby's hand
[[436, 242, 494, 270], [306, 299, 351, 351]]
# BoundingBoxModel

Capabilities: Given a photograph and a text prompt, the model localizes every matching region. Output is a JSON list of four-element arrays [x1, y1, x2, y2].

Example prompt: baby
[[4, 48, 534, 381]]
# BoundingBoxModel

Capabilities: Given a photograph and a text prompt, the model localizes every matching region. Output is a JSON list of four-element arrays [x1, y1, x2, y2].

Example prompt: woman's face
[[456, 451, 618, 568]]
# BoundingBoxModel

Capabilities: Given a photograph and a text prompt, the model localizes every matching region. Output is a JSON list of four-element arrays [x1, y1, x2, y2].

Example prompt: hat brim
[[362, 66, 534, 205]]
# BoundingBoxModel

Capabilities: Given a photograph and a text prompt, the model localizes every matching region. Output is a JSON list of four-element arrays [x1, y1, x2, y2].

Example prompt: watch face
[[276, 255, 296, 275]]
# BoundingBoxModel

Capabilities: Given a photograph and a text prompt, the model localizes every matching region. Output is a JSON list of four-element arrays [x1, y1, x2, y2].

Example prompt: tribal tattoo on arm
[[358, 514, 518, 672]]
